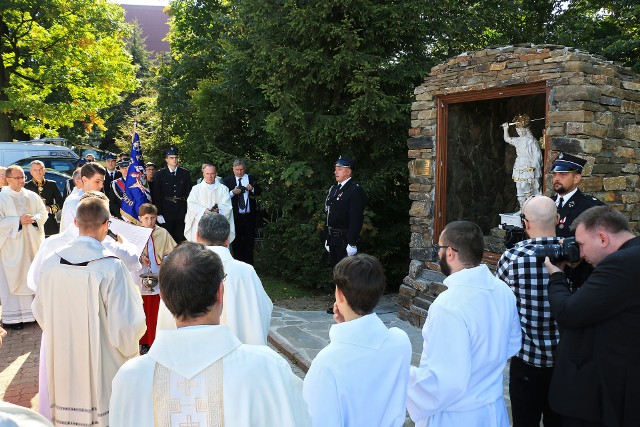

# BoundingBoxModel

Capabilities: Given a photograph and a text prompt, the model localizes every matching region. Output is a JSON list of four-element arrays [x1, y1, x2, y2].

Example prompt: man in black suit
[[324, 156, 366, 268], [62, 159, 87, 201], [153, 146, 192, 243], [103, 153, 122, 217], [222, 159, 261, 265], [545, 206, 640, 427], [24, 160, 63, 236]]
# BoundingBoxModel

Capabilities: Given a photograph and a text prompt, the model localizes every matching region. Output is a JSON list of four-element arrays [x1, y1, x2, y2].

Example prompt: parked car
[[23, 169, 70, 195], [13, 156, 82, 176], [0, 141, 77, 167], [71, 145, 115, 165]]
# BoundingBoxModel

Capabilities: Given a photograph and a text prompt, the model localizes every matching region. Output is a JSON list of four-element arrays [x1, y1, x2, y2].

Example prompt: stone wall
[[402, 44, 640, 327]]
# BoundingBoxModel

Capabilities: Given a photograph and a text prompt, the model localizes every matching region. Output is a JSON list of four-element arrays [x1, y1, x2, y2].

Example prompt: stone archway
[[402, 44, 640, 327]]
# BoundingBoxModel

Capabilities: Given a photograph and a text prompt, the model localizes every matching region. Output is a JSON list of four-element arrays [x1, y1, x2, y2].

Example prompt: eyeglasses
[[433, 243, 458, 253], [6, 176, 25, 180], [520, 213, 528, 222]]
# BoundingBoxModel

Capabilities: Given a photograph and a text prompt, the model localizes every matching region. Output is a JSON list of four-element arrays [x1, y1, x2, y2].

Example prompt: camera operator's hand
[[544, 257, 565, 275]]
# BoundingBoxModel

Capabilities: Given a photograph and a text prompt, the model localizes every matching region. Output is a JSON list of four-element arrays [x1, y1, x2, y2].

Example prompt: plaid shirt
[[495, 237, 561, 367]]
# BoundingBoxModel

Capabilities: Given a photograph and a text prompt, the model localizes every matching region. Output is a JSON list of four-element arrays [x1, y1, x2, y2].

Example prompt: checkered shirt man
[[496, 237, 561, 367]]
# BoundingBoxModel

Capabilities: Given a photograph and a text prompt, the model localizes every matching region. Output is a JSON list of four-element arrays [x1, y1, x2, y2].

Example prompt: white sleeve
[[303, 363, 342, 427]]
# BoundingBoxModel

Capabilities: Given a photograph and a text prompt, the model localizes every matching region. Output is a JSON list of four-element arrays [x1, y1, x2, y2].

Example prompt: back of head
[[159, 242, 225, 321], [80, 162, 106, 179], [442, 221, 484, 266], [523, 195, 557, 231], [76, 197, 109, 232], [197, 213, 230, 246], [79, 190, 109, 204], [572, 205, 631, 235], [333, 254, 385, 315]]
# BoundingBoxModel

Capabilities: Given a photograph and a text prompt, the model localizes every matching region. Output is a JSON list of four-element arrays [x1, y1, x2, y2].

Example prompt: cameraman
[[496, 196, 562, 427], [544, 206, 640, 426]]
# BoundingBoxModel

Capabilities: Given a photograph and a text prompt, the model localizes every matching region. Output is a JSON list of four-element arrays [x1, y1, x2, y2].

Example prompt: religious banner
[[120, 132, 151, 224]]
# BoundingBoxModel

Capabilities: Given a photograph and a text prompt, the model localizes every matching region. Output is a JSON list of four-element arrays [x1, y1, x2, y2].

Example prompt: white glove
[[157, 215, 166, 224], [346, 244, 357, 256], [325, 241, 330, 253]]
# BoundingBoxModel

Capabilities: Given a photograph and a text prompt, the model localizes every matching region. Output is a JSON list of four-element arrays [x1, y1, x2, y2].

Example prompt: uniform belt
[[327, 227, 347, 236], [164, 196, 185, 203]]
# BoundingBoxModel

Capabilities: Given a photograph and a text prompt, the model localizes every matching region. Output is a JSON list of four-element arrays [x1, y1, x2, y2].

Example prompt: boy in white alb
[[303, 254, 412, 426], [137, 203, 176, 353]]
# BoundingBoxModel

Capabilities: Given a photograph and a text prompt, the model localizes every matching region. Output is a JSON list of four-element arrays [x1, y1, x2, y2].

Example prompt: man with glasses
[[407, 221, 521, 427], [0, 165, 47, 330], [25, 160, 64, 236], [496, 196, 563, 427], [153, 146, 192, 243], [33, 196, 145, 427]]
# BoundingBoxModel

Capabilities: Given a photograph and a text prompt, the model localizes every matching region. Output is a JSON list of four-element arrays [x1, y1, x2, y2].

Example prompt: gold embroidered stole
[[153, 360, 224, 427]]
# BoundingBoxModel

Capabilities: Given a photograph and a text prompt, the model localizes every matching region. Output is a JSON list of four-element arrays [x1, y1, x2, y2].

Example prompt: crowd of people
[[0, 149, 638, 427]]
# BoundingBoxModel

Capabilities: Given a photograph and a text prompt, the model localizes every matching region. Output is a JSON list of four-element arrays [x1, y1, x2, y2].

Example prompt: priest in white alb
[[184, 163, 234, 242], [0, 165, 47, 329], [27, 191, 141, 420], [157, 212, 272, 345], [33, 197, 146, 427], [110, 242, 311, 426]]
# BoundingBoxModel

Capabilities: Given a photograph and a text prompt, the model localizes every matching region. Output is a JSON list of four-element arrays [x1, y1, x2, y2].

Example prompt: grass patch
[[261, 276, 325, 301]]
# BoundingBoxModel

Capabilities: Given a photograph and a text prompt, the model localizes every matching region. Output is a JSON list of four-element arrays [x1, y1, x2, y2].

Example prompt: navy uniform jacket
[[153, 167, 192, 220], [324, 179, 366, 246], [104, 170, 123, 217], [548, 237, 640, 426], [24, 179, 63, 236], [554, 189, 604, 238]]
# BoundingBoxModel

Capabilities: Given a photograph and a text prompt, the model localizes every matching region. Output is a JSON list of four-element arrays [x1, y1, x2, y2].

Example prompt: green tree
[[0, 0, 137, 140]]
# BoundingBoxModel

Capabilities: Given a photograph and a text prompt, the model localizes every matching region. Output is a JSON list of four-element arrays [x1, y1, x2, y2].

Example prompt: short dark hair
[[441, 221, 484, 265], [571, 205, 630, 234], [80, 162, 106, 179], [76, 197, 109, 231], [197, 213, 230, 246], [139, 203, 158, 216], [159, 242, 225, 321], [333, 254, 385, 315]]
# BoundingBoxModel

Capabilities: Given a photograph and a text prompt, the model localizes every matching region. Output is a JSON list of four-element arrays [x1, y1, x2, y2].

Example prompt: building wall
[[402, 44, 640, 327]]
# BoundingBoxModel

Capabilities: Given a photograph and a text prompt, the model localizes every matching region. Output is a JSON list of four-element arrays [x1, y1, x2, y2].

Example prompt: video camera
[[502, 225, 526, 249], [534, 237, 581, 263]]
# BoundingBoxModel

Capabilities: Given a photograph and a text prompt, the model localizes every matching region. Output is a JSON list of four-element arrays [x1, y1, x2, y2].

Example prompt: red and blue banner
[[120, 132, 151, 224]]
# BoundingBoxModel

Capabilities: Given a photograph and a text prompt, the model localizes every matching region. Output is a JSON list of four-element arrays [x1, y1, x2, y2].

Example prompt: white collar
[[557, 187, 578, 205], [337, 177, 351, 187]]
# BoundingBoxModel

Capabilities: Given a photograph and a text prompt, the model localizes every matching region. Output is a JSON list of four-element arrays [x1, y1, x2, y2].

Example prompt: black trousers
[[232, 212, 256, 265], [510, 356, 563, 427], [160, 218, 186, 244]]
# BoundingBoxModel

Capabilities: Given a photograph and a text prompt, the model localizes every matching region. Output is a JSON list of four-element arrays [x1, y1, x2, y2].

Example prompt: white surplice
[[32, 236, 146, 427], [184, 181, 235, 242], [0, 187, 47, 324], [58, 189, 83, 232], [156, 245, 273, 345], [407, 264, 522, 427], [110, 325, 311, 427], [26, 225, 141, 420], [303, 313, 411, 426]]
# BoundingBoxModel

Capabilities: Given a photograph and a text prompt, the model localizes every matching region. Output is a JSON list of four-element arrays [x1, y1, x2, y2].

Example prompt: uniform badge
[[567, 201, 575, 208]]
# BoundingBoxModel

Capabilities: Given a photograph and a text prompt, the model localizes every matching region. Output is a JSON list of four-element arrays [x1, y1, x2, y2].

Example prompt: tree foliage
[[0, 0, 137, 140]]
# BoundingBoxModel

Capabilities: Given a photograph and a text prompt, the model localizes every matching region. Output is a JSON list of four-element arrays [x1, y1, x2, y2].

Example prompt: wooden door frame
[[433, 82, 550, 256]]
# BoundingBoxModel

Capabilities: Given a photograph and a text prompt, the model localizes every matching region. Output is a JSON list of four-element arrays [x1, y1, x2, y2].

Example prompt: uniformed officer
[[24, 160, 63, 236], [153, 146, 192, 243], [108, 159, 130, 218], [551, 152, 604, 238], [551, 152, 604, 287], [324, 156, 366, 268], [103, 153, 122, 217]]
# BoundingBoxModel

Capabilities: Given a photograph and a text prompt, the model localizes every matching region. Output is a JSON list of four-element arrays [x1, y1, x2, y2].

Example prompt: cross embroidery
[[179, 415, 200, 427], [177, 378, 197, 396]]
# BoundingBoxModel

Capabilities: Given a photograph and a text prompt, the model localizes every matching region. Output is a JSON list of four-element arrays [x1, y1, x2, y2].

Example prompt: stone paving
[[0, 321, 40, 411]]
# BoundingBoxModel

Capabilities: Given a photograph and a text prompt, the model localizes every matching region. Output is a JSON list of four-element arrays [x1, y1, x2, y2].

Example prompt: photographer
[[544, 206, 640, 426], [495, 196, 562, 427]]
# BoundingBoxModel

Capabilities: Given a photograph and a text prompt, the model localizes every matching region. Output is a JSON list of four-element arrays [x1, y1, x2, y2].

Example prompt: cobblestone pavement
[[0, 321, 40, 411]]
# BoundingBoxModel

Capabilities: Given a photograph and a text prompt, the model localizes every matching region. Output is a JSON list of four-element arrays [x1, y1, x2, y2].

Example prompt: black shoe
[[6, 323, 23, 330], [326, 307, 334, 314], [140, 344, 150, 355]]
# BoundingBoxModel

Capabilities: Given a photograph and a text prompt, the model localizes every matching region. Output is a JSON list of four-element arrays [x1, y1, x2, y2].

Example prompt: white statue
[[501, 114, 542, 211]]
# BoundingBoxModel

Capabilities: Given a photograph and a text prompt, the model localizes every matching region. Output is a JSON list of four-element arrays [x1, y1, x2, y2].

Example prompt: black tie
[[558, 197, 564, 208], [110, 172, 114, 179], [171, 171, 176, 177], [238, 178, 246, 210]]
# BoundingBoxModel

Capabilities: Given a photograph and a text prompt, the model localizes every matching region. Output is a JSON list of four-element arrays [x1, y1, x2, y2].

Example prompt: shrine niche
[[403, 44, 640, 327]]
